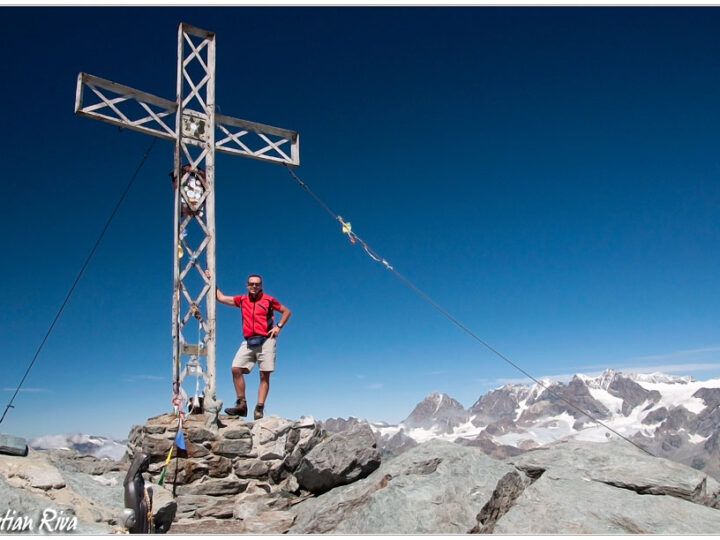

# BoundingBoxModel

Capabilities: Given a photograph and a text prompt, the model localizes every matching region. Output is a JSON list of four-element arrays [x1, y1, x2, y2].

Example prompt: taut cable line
[[0, 138, 157, 426], [285, 164, 655, 458]]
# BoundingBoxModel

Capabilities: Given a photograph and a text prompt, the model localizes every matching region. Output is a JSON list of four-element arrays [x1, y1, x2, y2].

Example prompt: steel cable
[[285, 164, 655, 457], [0, 138, 158, 425]]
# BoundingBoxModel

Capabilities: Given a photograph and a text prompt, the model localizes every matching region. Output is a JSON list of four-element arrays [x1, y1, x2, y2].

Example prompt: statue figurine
[[203, 394, 223, 433], [122, 452, 152, 534]]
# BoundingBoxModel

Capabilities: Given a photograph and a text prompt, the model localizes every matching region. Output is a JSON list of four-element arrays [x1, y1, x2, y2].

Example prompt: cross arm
[[75, 72, 178, 141], [215, 112, 300, 166], [75, 72, 300, 167]]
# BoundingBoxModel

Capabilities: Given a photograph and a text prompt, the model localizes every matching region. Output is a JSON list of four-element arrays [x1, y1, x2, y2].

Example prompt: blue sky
[[2, 6, 720, 440]]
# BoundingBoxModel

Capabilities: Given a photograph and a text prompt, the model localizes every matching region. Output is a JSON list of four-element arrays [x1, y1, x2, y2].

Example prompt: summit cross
[[75, 22, 300, 429]]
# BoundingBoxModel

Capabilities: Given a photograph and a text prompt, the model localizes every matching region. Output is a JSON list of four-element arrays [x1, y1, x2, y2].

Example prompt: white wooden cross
[[75, 22, 300, 429]]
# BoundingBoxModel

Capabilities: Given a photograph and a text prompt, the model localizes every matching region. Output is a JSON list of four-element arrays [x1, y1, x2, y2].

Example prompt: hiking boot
[[224, 398, 247, 417], [254, 404, 265, 420]]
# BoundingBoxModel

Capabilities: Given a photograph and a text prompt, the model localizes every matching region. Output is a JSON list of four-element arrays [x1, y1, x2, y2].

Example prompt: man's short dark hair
[[247, 274, 263, 283]]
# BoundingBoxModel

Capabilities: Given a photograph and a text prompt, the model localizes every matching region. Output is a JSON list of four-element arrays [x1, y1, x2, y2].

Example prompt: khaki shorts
[[232, 337, 276, 372]]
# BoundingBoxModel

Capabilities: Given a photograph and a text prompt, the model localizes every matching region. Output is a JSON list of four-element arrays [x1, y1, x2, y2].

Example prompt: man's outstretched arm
[[205, 269, 236, 306]]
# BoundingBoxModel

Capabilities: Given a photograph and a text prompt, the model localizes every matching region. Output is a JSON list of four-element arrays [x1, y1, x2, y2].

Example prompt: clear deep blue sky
[[2, 6, 720, 440]]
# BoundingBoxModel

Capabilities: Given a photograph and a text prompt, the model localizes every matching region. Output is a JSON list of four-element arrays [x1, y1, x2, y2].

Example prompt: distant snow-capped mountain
[[29, 433, 127, 460], [362, 369, 720, 481]]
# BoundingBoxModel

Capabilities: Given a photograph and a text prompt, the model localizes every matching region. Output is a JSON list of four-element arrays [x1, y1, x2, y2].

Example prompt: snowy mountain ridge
[[367, 369, 720, 481]]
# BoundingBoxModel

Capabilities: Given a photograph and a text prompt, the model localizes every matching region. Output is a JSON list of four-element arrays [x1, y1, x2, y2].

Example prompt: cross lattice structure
[[75, 22, 299, 429]]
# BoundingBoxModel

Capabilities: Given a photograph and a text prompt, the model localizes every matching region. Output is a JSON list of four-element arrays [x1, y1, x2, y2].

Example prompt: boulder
[[211, 438, 253, 457], [482, 439, 720, 534], [295, 422, 380, 494], [234, 459, 270, 478], [251, 417, 293, 461], [492, 474, 720, 534], [141, 435, 173, 460], [283, 419, 325, 470], [9, 459, 66, 490], [0, 434, 28, 457], [177, 477, 249, 496], [187, 427, 217, 443], [290, 439, 515, 533], [506, 439, 720, 508], [149, 483, 177, 533]]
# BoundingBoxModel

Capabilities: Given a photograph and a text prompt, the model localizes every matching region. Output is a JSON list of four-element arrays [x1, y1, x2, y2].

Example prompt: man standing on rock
[[206, 270, 291, 420]]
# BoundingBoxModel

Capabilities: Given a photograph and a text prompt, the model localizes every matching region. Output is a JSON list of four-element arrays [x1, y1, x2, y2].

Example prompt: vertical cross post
[[74, 22, 300, 430], [171, 25, 219, 423]]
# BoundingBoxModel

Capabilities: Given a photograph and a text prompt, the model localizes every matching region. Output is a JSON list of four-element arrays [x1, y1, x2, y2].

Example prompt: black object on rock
[[123, 452, 151, 533]]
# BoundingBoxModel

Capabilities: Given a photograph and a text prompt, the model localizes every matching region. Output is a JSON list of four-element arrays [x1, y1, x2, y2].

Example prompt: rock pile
[[126, 412, 381, 532]]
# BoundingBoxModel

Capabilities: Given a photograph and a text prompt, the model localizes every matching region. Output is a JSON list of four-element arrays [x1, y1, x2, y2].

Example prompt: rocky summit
[[2, 409, 720, 534]]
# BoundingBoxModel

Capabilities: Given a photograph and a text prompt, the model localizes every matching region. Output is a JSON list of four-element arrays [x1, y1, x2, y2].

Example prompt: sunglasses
[[247, 282, 262, 287]]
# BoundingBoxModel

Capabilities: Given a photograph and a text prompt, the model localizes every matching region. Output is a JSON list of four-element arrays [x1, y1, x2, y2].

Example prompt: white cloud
[[2, 387, 50, 393], [492, 359, 720, 388], [366, 383, 383, 390], [628, 346, 720, 363], [616, 362, 720, 374]]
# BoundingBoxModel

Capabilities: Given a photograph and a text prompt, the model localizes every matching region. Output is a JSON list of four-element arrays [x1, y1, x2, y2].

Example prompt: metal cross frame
[[75, 22, 300, 429]]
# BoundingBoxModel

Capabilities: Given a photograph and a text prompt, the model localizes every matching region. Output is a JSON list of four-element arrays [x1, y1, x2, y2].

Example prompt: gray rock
[[149, 484, 177, 533], [284, 421, 325, 471], [141, 435, 173, 459], [14, 461, 66, 490], [194, 498, 236, 519], [493, 474, 720, 534], [175, 494, 217, 519], [295, 422, 380, 494], [234, 458, 270, 478], [290, 439, 514, 534], [206, 455, 232, 477], [470, 470, 531, 533], [187, 442, 211, 458], [233, 491, 292, 519], [169, 517, 246, 534], [508, 439, 720, 509], [178, 477, 248, 496], [157, 458, 209, 485], [223, 427, 252, 440], [0, 433, 28, 456], [481, 439, 720, 534], [212, 438, 253, 457], [250, 417, 293, 461], [243, 510, 296, 533], [187, 427, 217, 443]]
